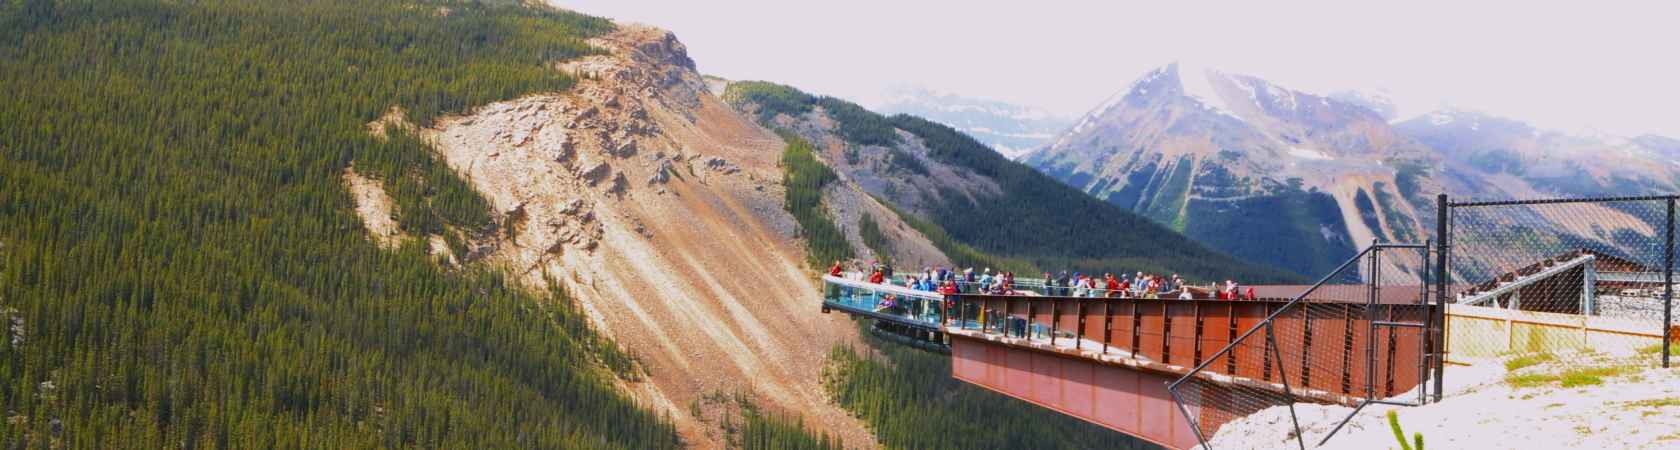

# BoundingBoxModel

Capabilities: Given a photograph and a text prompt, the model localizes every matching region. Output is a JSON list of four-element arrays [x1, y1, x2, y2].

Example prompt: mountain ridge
[[726, 79, 1307, 285], [871, 83, 1072, 160]]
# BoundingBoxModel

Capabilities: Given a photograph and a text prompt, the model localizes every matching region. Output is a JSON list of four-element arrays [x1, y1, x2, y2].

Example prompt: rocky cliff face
[[413, 23, 884, 448]]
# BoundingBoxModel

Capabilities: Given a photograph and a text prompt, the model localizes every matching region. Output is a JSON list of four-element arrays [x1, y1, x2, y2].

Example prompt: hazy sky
[[552, 0, 1680, 137]]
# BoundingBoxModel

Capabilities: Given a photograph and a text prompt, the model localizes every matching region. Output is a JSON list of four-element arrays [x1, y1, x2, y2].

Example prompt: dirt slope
[[419, 22, 884, 448]]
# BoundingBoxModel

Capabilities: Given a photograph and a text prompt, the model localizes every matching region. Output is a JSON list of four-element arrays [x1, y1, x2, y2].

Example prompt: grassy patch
[[1505, 352, 1556, 371], [1506, 373, 1556, 388], [1637, 343, 1675, 355], [1559, 365, 1638, 388], [1561, 372, 1603, 388], [1625, 398, 1680, 408]]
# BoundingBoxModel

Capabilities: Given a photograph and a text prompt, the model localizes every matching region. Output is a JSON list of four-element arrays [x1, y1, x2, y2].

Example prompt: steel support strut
[[1268, 322, 1309, 450]]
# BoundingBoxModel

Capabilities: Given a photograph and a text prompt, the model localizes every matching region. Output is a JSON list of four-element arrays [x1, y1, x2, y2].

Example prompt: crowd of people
[[828, 260, 1259, 300]]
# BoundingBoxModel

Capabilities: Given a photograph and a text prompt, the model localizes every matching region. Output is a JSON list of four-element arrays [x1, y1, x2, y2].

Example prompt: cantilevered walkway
[[819, 249, 1440, 450]]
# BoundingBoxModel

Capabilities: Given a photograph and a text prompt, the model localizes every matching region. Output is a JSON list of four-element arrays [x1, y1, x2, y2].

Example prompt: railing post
[[1433, 193, 1450, 402], [1008, 298, 1016, 338], [1077, 299, 1085, 346], [1364, 245, 1380, 403], [960, 297, 968, 330], [1666, 198, 1675, 369], [1051, 299, 1058, 344], [1103, 299, 1112, 355], [1418, 240, 1431, 405]]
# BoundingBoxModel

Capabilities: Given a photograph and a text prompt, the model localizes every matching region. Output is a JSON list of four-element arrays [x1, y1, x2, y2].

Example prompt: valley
[[2, 0, 1674, 449]]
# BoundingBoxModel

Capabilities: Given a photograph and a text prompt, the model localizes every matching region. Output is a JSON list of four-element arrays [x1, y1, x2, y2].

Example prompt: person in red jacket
[[869, 268, 884, 284], [829, 260, 843, 277], [1104, 273, 1120, 297]]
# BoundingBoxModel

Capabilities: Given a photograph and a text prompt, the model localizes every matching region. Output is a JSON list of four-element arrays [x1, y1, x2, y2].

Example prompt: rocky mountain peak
[[607, 22, 696, 72], [1025, 63, 1447, 276], [1326, 89, 1399, 121]]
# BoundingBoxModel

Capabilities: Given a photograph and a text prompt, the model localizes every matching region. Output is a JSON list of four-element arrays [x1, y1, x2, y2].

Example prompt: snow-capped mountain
[[1393, 107, 1680, 198], [1020, 62, 1680, 278], [870, 83, 1071, 160]]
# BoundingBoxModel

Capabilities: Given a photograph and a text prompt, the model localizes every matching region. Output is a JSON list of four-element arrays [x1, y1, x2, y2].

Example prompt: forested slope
[[825, 319, 1156, 450], [0, 0, 679, 447], [726, 82, 1305, 285]]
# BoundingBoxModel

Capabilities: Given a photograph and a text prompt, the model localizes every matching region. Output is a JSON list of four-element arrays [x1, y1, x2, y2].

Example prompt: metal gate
[[1168, 243, 1438, 449]]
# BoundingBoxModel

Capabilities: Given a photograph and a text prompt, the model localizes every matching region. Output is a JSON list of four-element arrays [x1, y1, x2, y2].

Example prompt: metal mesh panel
[[1447, 198, 1676, 370], [1169, 245, 1433, 449]]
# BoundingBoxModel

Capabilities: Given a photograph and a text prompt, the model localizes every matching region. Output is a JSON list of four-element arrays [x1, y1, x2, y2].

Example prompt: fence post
[[1433, 193, 1450, 402], [1666, 198, 1674, 368]]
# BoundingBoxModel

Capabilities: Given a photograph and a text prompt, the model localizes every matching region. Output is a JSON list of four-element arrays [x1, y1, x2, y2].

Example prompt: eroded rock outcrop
[[423, 22, 875, 448]]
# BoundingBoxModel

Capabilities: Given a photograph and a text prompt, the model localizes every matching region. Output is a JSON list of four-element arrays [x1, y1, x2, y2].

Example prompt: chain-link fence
[[1168, 244, 1436, 449], [1170, 195, 1680, 450], [1446, 196, 1676, 370]]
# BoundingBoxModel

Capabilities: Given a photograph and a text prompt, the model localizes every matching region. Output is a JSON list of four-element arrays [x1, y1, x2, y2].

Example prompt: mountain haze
[[1392, 107, 1680, 198], [871, 84, 1072, 160]]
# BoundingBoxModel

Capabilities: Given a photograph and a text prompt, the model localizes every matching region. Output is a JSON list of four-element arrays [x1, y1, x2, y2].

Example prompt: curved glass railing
[[822, 275, 947, 326]]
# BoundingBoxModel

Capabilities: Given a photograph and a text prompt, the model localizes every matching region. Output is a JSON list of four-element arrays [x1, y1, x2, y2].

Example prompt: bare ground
[[341, 166, 405, 248], [1210, 353, 1680, 449]]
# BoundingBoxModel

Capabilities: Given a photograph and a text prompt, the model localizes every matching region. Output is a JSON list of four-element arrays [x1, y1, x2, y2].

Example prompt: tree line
[[824, 318, 1158, 450], [0, 0, 683, 447]]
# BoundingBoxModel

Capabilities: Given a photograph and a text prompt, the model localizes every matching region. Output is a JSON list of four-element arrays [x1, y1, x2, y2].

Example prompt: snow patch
[[1176, 62, 1242, 121], [1288, 146, 1334, 160], [1011, 109, 1048, 120], [1265, 84, 1295, 110], [1235, 80, 1259, 107], [964, 127, 1054, 139]]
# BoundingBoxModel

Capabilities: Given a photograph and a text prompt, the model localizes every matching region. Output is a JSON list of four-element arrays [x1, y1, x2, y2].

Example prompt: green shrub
[[1387, 410, 1423, 450]]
